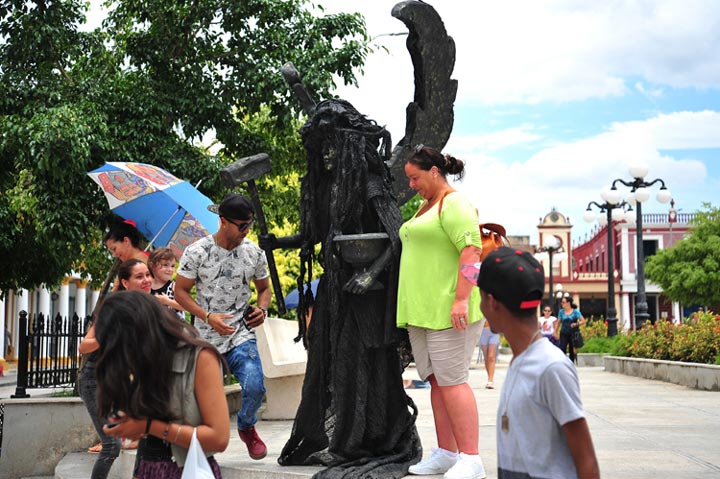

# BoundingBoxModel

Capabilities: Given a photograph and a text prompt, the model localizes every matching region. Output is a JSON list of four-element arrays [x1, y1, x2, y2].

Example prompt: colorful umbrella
[[88, 162, 218, 258]]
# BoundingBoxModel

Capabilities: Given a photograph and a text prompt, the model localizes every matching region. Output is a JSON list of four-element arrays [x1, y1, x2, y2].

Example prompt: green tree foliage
[[0, 0, 369, 293], [645, 203, 720, 306]]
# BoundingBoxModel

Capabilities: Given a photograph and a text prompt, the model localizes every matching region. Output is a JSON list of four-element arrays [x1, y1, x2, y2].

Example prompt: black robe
[[278, 99, 421, 479]]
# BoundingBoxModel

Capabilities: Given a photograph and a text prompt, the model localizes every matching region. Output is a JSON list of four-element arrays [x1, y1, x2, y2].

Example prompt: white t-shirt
[[538, 315, 558, 337], [497, 338, 585, 479]]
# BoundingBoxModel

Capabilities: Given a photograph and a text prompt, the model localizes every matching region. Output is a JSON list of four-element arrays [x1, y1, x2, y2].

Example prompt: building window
[[643, 240, 658, 262]]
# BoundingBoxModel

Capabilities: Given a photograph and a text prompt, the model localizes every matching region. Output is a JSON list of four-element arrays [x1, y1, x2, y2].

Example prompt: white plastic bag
[[181, 427, 215, 479]]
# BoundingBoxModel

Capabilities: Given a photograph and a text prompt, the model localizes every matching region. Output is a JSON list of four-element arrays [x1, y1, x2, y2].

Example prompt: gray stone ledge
[[0, 384, 242, 478], [603, 355, 720, 391]]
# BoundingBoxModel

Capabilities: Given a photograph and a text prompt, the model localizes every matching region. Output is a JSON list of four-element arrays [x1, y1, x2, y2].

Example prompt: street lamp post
[[535, 235, 565, 314], [583, 200, 633, 337], [606, 165, 672, 330]]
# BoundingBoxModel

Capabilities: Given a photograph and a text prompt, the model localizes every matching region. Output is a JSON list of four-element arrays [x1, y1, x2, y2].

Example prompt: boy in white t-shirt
[[477, 248, 600, 479]]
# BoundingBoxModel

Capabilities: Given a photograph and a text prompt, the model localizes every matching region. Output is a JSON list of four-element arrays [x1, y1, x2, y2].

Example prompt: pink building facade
[[537, 208, 696, 330]]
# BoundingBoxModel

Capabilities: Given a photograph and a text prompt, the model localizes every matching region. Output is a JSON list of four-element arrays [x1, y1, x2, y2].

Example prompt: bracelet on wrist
[[162, 422, 171, 442], [259, 307, 268, 318], [205, 311, 212, 323]]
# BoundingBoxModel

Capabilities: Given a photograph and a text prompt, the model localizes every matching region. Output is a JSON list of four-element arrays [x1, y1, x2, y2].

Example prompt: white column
[[17, 289, 29, 315], [75, 282, 87, 319], [672, 302, 682, 325], [90, 289, 100, 314], [620, 227, 632, 279], [0, 293, 6, 358], [59, 281, 70, 320], [39, 285, 51, 316], [620, 294, 631, 331]]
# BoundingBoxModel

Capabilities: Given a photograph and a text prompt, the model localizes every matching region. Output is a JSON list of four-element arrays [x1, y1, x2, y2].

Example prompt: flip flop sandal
[[88, 443, 102, 454]]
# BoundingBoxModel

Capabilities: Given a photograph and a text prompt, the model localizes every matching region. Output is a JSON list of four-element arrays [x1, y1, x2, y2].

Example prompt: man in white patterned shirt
[[175, 193, 271, 460]]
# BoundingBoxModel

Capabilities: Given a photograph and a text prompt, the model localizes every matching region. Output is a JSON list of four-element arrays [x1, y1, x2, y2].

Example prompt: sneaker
[[408, 448, 459, 475], [238, 426, 267, 460], [444, 453, 487, 479]]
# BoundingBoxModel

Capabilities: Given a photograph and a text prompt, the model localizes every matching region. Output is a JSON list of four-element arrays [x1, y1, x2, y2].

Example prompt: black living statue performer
[[261, 98, 422, 478]]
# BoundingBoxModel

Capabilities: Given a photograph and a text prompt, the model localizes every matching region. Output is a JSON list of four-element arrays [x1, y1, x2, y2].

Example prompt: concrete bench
[[255, 317, 307, 420]]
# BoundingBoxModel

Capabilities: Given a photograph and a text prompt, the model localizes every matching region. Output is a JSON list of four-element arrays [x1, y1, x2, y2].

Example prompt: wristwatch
[[259, 308, 268, 318]]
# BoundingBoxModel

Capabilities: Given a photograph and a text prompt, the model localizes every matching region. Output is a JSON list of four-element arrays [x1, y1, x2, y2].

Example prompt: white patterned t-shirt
[[177, 235, 269, 354]]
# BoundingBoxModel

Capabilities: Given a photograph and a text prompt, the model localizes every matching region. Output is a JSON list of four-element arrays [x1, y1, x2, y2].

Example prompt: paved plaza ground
[[6, 349, 720, 479]]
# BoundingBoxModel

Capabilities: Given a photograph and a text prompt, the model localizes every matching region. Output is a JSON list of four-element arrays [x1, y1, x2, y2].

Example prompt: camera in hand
[[242, 305, 254, 330]]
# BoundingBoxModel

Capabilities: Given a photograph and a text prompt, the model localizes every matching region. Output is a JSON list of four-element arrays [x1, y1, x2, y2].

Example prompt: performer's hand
[[258, 233, 277, 251], [344, 271, 374, 295]]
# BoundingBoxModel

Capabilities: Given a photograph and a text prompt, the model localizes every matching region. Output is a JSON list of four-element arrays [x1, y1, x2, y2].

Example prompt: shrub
[[622, 312, 720, 364], [580, 319, 607, 342], [577, 334, 630, 355]]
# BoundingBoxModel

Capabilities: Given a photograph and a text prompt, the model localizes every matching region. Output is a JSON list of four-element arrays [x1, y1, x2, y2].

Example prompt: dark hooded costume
[[278, 99, 421, 478]]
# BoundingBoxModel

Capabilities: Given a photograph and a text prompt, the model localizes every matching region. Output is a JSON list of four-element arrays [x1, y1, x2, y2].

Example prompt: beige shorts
[[408, 319, 484, 386]]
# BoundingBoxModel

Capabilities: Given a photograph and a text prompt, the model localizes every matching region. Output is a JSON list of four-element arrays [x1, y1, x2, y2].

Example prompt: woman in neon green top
[[398, 145, 488, 478]]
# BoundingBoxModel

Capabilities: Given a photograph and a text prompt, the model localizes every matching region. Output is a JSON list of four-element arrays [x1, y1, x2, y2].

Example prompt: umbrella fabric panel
[[167, 211, 215, 259], [87, 161, 218, 254], [88, 162, 181, 209], [111, 185, 217, 247]]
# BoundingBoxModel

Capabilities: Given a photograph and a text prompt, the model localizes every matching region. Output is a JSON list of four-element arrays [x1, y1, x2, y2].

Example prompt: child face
[[151, 259, 176, 282]]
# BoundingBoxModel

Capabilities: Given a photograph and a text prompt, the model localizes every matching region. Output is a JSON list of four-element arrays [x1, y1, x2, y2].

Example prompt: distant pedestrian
[[478, 247, 600, 479], [558, 296, 585, 364], [479, 321, 500, 389], [539, 304, 560, 347]]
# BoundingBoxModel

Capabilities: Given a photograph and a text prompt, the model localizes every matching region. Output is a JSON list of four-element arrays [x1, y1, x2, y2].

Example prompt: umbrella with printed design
[[88, 162, 218, 258]]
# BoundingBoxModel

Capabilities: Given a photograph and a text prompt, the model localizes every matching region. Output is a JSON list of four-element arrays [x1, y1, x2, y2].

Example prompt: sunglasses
[[225, 217, 254, 232]]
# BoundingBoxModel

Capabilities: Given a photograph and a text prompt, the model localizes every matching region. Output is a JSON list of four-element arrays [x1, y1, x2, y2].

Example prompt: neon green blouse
[[397, 192, 482, 329]]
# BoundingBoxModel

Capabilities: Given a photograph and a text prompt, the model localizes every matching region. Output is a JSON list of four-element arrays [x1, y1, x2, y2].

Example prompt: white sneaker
[[408, 448, 459, 475], [443, 453, 487, 479]]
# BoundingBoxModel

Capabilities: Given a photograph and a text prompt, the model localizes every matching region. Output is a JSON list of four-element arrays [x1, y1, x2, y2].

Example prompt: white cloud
[[331, 0, 720, 139], [451, 125, 542, 153], [450, 111, 711, 240], [635, 82, 664, 99], [613, 110, 720, 150]]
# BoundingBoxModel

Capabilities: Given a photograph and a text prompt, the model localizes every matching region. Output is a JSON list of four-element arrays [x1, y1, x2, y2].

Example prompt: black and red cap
[[208, 193, 254, 221], [477, 247, 545, 311]]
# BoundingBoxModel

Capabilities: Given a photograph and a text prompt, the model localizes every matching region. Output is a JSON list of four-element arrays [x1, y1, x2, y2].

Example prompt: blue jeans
[[79, 361, 121, 479], [224, 339, 266, 430]]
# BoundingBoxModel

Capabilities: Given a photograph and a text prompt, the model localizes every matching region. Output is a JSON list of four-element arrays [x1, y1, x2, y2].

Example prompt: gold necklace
[[501, 329, 542, 433]]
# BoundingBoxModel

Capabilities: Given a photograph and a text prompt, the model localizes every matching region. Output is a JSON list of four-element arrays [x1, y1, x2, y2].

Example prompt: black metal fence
[[12, 310, 88, 398]]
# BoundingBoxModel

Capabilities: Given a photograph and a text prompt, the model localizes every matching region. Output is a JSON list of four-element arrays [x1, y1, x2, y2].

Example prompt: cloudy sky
[[323, 0, 720, 245], [87, 1, 720, 245]]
